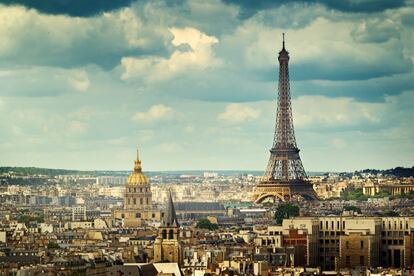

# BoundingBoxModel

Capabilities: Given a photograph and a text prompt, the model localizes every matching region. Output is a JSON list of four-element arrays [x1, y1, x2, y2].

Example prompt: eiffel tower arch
[[253, 34, 318, 203]]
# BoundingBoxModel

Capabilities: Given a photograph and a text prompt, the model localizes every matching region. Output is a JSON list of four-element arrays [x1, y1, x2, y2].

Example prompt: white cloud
[[68, 70, 90, 92], [218, 103, 261, 123], [121, 27, 221, 81], [222, 15, 411, 80], [292, 95, 383, 128], [0, 6, 170, 68], [131, 104, 175, 123]]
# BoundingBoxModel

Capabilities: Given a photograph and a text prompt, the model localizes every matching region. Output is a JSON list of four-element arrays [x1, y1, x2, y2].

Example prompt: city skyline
[[0, 0, 413, 171]]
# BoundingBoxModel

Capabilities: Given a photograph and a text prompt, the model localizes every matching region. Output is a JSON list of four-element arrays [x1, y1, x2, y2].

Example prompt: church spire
[[161, 190, 179, 227]]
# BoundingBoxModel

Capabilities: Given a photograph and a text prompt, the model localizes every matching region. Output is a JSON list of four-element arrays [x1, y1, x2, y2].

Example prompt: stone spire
[[161, 190, 179, 227]]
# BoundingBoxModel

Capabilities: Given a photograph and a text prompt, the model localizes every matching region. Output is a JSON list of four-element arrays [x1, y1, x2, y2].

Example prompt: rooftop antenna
[[282, 33, 285, 50]]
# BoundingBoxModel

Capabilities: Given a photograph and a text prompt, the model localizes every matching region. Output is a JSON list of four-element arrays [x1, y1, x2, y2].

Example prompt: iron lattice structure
[[254, 35, 317, 202], [263, 36, 307, 182]]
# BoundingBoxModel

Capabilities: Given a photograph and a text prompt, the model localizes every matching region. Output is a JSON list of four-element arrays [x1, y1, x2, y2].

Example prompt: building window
[[326, 221, 328, 229], [346, 256, 350, 267], [360, 241, 364, 248], [169, 229, 174, 239], [320, 221, 323, 228], [140, 198, 143, 204], [133, 198, 136, 205], [343, 221, 345, 229], [146, 198, 149, 204], [136, 213, 141, 218], [162, 229, 167, 239], [346, 241, 349, 249]]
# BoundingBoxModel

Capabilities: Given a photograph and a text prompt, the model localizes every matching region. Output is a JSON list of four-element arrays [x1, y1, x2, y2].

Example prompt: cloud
[[131, 104, 175, 123], [293, 95, 383, 128], [121, 27, 221, 81], [222, 0, 407, 18], [218, 103, 261, 123], [68, 70, 90, 92], [0, 0, 136, 17], [0, 67, 94, 97], [238, 17, 412, 81], [0, 6, 171, 68], [0, 0, 413, 171], [351, 18, 401, 43]]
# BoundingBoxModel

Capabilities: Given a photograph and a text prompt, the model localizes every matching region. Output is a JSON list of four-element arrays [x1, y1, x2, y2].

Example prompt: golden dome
[[127, 149, 149, 186]]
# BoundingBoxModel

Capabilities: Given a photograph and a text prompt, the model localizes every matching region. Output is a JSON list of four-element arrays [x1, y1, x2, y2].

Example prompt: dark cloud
[[0, 0, 138, 17], [222, 0, 407, 18]]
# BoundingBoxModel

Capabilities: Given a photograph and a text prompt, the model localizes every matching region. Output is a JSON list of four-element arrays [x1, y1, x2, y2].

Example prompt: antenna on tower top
[[282, 33, 285, 50], [136, 148, 140, 161]]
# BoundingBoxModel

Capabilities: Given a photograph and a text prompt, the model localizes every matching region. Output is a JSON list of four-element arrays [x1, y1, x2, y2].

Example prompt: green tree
[[17, 215, 44, 223], [382, 210, 399, 217], [47, 242, 60, 249], [372, 190, 391, 198], [344, 205, 361, 214], [341, 188, 368, 201], [196, 219, 218, 230], [275, 203, 299, 225]]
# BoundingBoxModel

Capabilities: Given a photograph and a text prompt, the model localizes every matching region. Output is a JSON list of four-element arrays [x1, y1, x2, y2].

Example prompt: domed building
[[124, 150, 152, 211], [113, 149, 162, 227]]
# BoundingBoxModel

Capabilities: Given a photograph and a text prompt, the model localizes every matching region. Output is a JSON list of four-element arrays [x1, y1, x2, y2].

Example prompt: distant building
[[113, 149, 162, 227], [96, 176, 127, 185], [203, 172, 218, 178]]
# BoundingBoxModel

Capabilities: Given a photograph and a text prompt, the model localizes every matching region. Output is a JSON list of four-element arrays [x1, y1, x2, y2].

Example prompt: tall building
[[154, 191, 183, 265], [113, 149, 161, 227], [124, 149, 152, 211], [253, 34, 317, 203]]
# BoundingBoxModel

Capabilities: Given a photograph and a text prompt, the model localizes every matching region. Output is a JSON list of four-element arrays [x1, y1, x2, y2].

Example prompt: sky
[[0, 0, 413, 172]]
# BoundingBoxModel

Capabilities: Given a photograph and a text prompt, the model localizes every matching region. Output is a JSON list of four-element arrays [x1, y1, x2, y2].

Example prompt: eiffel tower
[[253, 34, 317, 203]]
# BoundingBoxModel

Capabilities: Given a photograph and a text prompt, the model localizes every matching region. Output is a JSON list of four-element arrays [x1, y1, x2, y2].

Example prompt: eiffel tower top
[[279, 33, 289, 59]]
